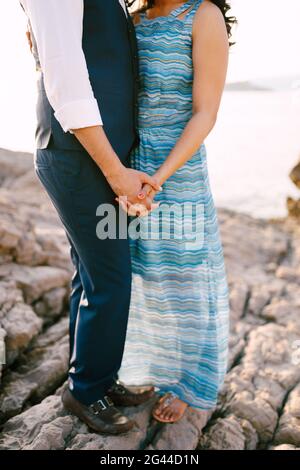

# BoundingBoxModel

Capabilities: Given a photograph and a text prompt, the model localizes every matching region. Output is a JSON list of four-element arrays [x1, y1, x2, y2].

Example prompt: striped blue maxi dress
[[119, 0, 230, 410]]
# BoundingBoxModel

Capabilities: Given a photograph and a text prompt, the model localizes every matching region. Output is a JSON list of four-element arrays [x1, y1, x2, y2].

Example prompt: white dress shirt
[[21, 0, 128, 133]]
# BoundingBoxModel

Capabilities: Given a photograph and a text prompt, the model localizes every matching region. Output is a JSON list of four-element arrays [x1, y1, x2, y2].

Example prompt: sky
[[0, 0, 300, 152]]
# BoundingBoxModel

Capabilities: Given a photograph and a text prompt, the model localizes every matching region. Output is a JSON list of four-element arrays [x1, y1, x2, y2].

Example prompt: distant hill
[[226, 76, 300, 92]]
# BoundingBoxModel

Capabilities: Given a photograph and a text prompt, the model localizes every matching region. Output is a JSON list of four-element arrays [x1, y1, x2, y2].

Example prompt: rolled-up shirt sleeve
[[21, 0, 103, 132]]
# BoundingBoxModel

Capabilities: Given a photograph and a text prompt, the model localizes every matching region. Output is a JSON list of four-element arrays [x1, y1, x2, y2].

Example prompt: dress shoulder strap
[[183, 0, 204, 22], [175, 0, 204, 35]]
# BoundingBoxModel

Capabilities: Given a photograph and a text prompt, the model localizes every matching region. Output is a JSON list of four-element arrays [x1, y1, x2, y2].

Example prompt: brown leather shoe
[[62, 387, 135, 435], [107, 380, 155, 407]]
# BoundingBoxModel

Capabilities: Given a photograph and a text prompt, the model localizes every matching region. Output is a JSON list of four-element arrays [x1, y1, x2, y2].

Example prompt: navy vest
[[29, 0, 138, 159]]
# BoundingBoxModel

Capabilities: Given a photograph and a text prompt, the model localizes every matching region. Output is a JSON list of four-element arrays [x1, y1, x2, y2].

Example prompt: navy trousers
[[34, 146, 132, 405]]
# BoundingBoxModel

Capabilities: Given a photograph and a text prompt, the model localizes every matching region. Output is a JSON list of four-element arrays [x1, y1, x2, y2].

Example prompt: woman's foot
[[152, 393, 188, 423]]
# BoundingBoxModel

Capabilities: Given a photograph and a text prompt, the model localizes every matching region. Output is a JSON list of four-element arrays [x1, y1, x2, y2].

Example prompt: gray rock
[[228, 321, 252, 369], [0, 281, 23, 319], [276, 266, 300, 283], [1, 302, 42, 366], [0, 327, 6, 381], [0, 395, 65, 450], [0, 318, 69, 421], [247, 279, 286, 317], [229, 281, 249, 322], [146, 408, 211, 451], [198, 415, 258, 450], [0, 264, 70, 304], [23, 417, 74, 450], [34, 226, 72, 271], [0, 148, 32, 185], [219, 323, 300, 443], [34, 287, 68, 319], [220, 211, 288, 283], [274, 384, 300, 447]]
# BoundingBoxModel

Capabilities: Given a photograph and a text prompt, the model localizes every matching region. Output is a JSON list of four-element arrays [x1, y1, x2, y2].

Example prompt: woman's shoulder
[[194, 1, 225, 26], [193, 1, 227, 36]]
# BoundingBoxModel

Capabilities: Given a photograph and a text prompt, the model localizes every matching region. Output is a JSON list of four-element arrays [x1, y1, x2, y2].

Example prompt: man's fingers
[[141, 173, 162, 192], [116, 196, 131, 213]]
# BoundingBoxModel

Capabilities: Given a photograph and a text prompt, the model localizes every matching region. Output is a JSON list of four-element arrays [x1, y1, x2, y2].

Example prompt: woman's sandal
[[152, 392, 188, 423]]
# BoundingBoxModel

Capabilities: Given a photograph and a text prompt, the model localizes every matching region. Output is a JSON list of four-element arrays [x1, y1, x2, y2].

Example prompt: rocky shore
[[0, 148, 300, 450]]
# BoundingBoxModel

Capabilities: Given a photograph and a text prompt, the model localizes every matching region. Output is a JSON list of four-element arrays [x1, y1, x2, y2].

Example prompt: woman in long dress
[[119, 0, 235, 423]]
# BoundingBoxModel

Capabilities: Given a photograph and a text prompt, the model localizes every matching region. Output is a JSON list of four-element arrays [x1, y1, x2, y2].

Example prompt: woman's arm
[[154, 1, 229, 186]]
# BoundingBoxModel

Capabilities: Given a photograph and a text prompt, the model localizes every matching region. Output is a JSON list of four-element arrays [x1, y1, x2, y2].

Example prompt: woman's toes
[[155, 406, 166, 418], [154, 398, 166, 415], [161, 407, 170, 421], [155, 410, 164, 419], [157, 404, 166, 415], [165, 409, 174, 421], [153, 395, 189, 423], [154, 406, 162, 416]]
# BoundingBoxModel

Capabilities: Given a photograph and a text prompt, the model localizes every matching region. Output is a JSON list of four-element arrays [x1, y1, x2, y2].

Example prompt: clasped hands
[[110, 167, 162, 218], [117, 182, 160, 217]]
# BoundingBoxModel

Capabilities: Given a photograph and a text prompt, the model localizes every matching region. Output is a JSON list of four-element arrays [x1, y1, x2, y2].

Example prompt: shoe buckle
[[90, 396, 114, 414], [104, 395, 114, 406], [90, 399, 107, 414]]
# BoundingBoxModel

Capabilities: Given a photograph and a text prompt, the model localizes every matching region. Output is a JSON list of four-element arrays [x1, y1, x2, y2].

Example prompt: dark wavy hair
[[125, 0, 237, 45]]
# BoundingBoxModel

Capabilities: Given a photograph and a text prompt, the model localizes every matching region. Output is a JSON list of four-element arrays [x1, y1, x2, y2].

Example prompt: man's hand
[[73, 126, 161, 208], [107, 166, 161, 209]]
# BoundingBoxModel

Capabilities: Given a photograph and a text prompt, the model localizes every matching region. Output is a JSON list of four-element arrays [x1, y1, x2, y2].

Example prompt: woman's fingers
[[141, 173, 163, 192], [116, 197, 159, 217], [138, 183, 155, 202], [142, 183, 154, 196], [128, 203, 149, 217]]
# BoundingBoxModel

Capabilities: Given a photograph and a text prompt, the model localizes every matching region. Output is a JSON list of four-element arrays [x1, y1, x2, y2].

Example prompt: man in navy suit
[[21, 0, 159, 434]]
